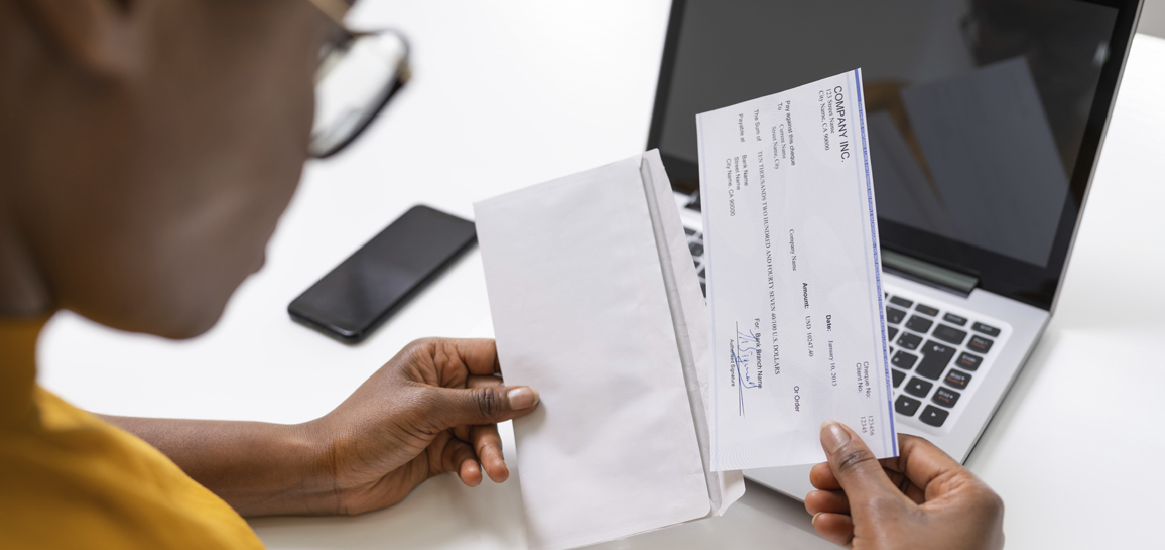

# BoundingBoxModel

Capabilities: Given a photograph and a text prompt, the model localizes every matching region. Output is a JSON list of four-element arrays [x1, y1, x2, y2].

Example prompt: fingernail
[[811, 513, 821, 526], [507, 387, 539, 409], [820, 421, 851, 454]]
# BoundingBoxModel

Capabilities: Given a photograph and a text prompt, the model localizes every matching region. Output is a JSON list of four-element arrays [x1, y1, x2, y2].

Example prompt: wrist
[[244, 419, 341, 517], [202, 419, 340, 518]]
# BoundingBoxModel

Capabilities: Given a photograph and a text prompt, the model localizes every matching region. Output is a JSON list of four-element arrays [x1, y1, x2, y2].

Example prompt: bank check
[[698, 69, 898, 470]]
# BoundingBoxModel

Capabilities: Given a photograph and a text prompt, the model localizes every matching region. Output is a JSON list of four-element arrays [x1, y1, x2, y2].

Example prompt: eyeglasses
[[306, 0, 411, 158]]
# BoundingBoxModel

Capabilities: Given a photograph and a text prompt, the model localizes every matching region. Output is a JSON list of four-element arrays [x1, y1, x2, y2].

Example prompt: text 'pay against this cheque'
[[698, 69, 898, 470]]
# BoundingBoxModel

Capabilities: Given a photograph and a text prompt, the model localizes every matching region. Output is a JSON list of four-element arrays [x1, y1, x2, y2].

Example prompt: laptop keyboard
[[686, 226, 707, 296], [884, 293, 1008, 432], [687, 216, 1010, 434]]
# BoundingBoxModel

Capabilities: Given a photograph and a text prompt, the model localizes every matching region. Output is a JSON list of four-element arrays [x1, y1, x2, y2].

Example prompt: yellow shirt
[[0, 318, 265, 549]]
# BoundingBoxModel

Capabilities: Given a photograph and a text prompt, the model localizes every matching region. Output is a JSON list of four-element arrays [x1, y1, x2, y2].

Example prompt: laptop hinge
[[882, 249, 979, 297]]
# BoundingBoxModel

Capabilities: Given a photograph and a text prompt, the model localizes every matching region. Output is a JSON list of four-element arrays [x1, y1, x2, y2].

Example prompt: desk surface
[[39, 2, 1165, 548]]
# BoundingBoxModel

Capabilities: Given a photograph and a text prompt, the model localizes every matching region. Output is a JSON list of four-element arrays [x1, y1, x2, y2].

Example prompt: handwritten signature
[[732, 327, 761, 417]]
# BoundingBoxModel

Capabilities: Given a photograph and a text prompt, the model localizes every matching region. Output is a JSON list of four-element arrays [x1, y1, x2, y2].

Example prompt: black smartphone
[[288, 205, 477, 343]]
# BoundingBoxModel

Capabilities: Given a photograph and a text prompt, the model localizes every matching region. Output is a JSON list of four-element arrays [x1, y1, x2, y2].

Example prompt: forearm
[[99, 415, 339, 517]]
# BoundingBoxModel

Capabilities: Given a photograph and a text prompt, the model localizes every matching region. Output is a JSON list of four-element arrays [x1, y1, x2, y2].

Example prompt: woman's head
[[0, 0, 335, 337]]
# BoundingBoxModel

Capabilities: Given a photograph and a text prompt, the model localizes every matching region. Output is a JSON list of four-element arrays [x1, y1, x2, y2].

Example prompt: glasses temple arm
[[306, 0, 351, 27]]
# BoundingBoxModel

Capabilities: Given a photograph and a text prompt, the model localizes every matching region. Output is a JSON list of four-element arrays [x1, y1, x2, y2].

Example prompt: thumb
[[423, 385, 540, 430], [819, 421, 905, 510]]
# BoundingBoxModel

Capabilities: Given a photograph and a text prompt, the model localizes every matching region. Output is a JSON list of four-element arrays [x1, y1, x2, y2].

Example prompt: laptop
[[647, 0, 1144, 499]]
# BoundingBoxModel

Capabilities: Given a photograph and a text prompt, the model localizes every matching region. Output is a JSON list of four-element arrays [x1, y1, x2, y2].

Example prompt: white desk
[[38, 2, 1165, 548]]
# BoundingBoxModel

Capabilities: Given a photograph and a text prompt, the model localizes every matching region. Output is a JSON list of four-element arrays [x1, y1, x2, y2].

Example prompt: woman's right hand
[[806, 421, 1005, 550]]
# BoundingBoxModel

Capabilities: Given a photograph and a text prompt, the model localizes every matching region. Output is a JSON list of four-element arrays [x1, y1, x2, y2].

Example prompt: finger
[[881, 468, 927, 504], [433, 338, 502, 377], [811, 512, 855, 548], [468, 374, 505, 389], [472, 424, 509, 483], [423, 385, 540, 431], [809, 462, 841, 490], [456, 374, 511, 482], [459, 457, 482, 487], [879, 433, 967, 498], [814, 459, 924, 503], [805, 489, 851, 516], [438, 436, 483, 487], [453, 375, 508, 442], [819, 421, 909, 515]]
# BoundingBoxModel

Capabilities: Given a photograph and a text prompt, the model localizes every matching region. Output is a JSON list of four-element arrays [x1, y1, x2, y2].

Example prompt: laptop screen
[[648, 0, 1141, 309]]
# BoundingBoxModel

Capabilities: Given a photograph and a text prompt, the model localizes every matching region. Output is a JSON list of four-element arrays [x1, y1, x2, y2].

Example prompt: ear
[[16, 0, 145, 75]]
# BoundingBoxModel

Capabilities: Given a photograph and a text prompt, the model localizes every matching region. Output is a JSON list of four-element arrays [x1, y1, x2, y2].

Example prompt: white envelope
[[475, 151, 744, 550]]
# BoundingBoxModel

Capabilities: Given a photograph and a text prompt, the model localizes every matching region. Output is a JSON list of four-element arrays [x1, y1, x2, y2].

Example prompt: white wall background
[[1142, 0, 1165, 38]]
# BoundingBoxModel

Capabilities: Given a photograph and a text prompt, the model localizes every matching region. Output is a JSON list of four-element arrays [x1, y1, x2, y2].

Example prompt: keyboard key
[[684, 227, 696, 236], [693, 258, 700, 269], [896, 332, 923, 351], [892, 368, 905, 388], [888, 327, 899, 340], [956, 352, 982, 371], [943, 313, 968, 326], [919, 406, 950, 427], [889, 296, 913, 308], [894, 396, 922, 417], [891, 350, 918, 370], [915, 304, 939, 317], [688, 241, 704, 258], [904, 377, 933, 398], [944, 369, 972, 390], [968, 335, 995, 354], [932, 324, 967, 345], [905, 315, 933, 333], [895, 395, 922, 416], [688, 191, 702, 211], [700, 282, 706, 296], [932, 387, 961, 408], [972, 322, 1000, 337], [697, 267, 705, 279], [886, 307, 906, 324], [889, 346, 895, 355], [915, 340, 955, 380], [688, 191, 701, 211]]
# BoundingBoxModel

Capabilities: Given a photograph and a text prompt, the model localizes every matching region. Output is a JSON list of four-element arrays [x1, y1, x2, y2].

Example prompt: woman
[[0, 0, 1003, 548]]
